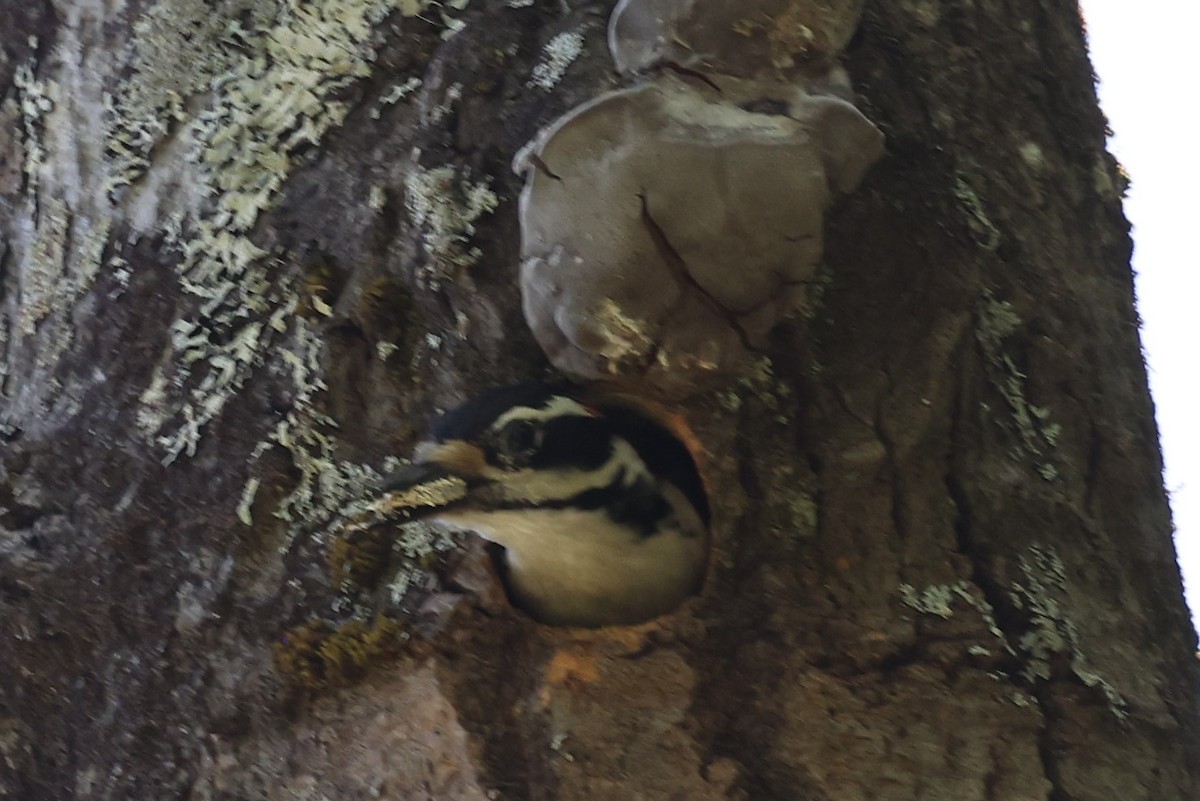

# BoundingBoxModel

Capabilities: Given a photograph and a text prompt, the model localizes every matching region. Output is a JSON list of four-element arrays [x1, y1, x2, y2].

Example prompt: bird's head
[[371, 383, 710, 626]]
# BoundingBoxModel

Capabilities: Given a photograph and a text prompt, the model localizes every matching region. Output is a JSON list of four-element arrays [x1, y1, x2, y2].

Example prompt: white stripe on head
[[480, 438, 648, 505], [490, 395, 594, 430]]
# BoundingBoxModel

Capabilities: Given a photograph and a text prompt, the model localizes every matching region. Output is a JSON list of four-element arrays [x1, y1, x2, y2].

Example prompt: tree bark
[[1, 1, 1196, 800]]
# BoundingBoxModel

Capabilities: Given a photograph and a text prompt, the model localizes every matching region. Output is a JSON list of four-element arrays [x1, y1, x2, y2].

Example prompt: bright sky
[[1081, 1, 1199, 626]]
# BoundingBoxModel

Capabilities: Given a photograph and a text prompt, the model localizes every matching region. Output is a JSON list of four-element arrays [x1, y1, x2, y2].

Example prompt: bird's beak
[[369, 441, 491, 522]]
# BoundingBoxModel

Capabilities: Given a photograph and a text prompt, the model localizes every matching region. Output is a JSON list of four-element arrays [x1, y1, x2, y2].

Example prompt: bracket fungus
[[514, 74, 883, 392], [609, 0, 866, 78]]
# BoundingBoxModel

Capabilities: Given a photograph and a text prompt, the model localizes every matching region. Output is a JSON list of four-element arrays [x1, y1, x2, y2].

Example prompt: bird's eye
[[498, 419, 541, 461]]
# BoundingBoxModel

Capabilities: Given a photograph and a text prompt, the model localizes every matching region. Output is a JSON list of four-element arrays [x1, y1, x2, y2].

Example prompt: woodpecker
[[372, 383, 710, 627]]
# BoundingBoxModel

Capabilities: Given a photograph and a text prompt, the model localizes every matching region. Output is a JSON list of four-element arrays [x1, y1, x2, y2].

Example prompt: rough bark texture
[[1, 1, 1196, 800]]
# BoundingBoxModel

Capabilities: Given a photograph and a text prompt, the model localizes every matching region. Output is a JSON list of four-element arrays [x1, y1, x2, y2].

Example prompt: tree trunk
[[1, 1, 1195, 800]]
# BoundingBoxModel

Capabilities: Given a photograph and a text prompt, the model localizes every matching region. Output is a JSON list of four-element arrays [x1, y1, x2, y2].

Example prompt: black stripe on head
[[428, 382, 576, 442], [595, 404, 711, 527], [528, 415, 613, 471]]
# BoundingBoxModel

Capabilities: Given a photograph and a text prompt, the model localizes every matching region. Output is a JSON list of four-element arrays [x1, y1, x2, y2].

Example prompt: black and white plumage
[[378, 383, 710, 627]]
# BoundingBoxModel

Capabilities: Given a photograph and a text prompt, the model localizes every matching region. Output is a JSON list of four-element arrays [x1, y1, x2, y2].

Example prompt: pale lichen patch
[[13, 57, 54, 194], [528, 30, 585, 90], [122, 0, 412, 461], [105, 1, 254, 196], [17, 198, 70, 336], [237, 477, 261, 526], [238, 316, 451, 621], [899, 579, 1007, 644], [905, 553, 1129, 719], [404, 162, 500, 282], [592, 299, 656, 370], [977, 292, 1062, 480], [372, 77, 423, 119], [1009, 545, 1128, 719], [108, 252, 132, 299], [899, 581, 959, 619], [243, 320, 388, 551], [368, 185, 388, 210], [733, 356, 793, 423], [425, 82, 463, 126], [1018, 142, 1045, 173], [383, 521, 463, 606], [954, 172, 1001, 251]]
